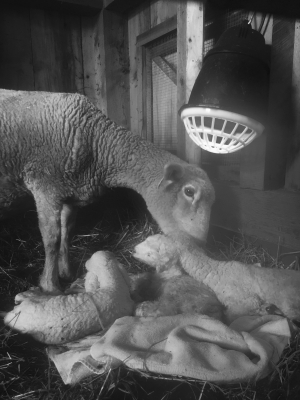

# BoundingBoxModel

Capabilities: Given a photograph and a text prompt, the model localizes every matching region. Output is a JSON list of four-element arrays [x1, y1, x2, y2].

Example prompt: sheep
[[129, 234, 223, 320], [133, 234, 296, 323], [0, 89, 215, 293], [4, 251, 134, 344]]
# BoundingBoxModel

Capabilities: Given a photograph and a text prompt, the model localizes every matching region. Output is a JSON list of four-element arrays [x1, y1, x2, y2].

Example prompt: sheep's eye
[[184, 187, 195, 198]]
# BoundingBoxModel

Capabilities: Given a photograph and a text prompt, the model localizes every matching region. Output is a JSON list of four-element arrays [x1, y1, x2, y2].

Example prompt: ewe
[[0, 89, 214, 293]]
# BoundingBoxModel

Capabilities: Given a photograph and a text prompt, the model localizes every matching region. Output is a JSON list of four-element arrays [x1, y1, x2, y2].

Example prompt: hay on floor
[[1, 200, 300, 400]]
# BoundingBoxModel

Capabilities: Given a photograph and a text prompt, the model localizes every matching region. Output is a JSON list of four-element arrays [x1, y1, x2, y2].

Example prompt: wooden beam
[[177, 1, 204, 165], [102, 9, 130, 128], [1, 0, 102, 15], [206, 0, 300, 20], [136, 15, 177, 47], [211, 183, 300, 250], [152, 56, 177, 85], [103, 0, 144, 14], [81, 8, 130, 129], [81, 13, 104, 110], [285, 20, 300, 191], [240, 17, 296, 190], [128, 2, 151, 136]]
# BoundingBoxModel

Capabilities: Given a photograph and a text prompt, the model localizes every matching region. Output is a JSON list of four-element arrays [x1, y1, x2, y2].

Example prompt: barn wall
[[126, 0, 300, 253], [0, 5, 84, 93], [0, 2, 130, 128]]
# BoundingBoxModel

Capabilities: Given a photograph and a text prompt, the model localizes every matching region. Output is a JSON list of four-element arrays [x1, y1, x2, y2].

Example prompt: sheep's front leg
[[58, 203, 78, 281], [34, 194, 62, 294]]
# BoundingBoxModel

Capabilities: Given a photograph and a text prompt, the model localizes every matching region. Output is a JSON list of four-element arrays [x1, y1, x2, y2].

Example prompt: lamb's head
[[150, 163, 215, 245]]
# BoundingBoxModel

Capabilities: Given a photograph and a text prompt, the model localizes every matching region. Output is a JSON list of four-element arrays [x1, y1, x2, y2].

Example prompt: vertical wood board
[[81, 12, 105, 111], [177, 1, 203, 164], [30, 8, 83, 93], [128, 2, 151, 135], [240, 17, 296, 190], [102, 9, 130, 128], [150, 0, 177, 28], [285, 20, 300, 191], [0, 6, 34, 90]]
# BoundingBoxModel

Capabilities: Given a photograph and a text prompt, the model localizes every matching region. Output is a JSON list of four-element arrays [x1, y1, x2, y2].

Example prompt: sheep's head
[[151, 163, 215, 246]]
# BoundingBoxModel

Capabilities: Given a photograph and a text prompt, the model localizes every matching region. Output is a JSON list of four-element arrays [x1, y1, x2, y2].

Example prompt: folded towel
[[48, 313, 290, 385]]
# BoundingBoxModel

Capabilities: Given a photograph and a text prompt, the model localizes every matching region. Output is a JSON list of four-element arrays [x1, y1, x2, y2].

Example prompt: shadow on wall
[[209, 183, 241, 236]]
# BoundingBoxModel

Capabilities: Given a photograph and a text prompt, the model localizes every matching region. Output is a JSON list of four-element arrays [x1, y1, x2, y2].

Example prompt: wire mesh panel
[[146, 32, 177, 154]]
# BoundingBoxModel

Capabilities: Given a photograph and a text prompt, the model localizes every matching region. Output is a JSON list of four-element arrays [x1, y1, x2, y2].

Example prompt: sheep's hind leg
[[34, 192, 62, 294], [58, 203, 78, 281]]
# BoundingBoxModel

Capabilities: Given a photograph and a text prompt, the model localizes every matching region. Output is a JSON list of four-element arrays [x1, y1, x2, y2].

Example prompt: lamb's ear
[[163, 163, 185, 183]]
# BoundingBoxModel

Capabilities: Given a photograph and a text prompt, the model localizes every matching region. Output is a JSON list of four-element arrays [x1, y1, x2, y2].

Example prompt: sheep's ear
[[163, 163, 185, 183]]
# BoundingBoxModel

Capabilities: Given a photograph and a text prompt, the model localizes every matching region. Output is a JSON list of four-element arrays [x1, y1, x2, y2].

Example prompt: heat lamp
[[180, 19, 270, 154]]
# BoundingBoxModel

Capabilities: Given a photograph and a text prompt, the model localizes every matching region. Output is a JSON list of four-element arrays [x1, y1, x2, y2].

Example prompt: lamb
[[0, 89, 215, 293], [133, 234, 299, 323], [4, 251, 134, 344]]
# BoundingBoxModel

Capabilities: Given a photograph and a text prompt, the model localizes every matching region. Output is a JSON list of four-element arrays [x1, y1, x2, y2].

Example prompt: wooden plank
[[30, 8, 83, 93], [128, 1, 151, 135], [0, 5, 34, 90], [150, 0, 177, 27], [61, 14, 84, 93], [211, 183, 300, 250], [152, 56, 177, 85], [206, 0, 300, 20], [240, 17, 295, 190], [136, 15, 176, 47], [81, 12, 105, 111], [2, 0, 102, 15], [101, 9, 130, 128], [285, 20, 300, 191], [104, 0, 144, 14], [177, 1, 204, 164]]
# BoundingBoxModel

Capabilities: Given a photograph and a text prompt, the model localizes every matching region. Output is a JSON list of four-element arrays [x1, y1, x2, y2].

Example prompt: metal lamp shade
[[180, 22, 270, 153]]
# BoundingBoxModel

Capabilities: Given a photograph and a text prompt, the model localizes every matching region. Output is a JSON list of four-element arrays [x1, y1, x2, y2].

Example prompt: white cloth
[[48, 313, 290, 385]]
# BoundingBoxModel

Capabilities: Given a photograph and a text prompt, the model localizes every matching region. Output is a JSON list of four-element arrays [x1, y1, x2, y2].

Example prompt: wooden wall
[[0, 2, 130, 128], [126, 0, 300, 253], [0, 5, 83, 93]]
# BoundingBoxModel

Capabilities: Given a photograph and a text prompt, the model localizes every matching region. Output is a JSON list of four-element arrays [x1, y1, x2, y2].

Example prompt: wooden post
[[285, 20, 300, 191], [177, 0, 204, 165], [128, 2, 151, 136], [240, 17, 297, 190], [82, 8, 130, 128]]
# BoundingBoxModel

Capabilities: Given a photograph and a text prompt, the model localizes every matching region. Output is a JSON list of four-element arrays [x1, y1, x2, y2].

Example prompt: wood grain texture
[[211, 183, 300, 250], [102, 9, 130, 128], [128, 1, 151, 135], [81, 12, 105, 111], [241, 18, 297, 190], [285, 20, 300, 191], [0, 6, 34, 90], [30, 8, 83, 93], [150, 0, 177, 27], [177, 1, 203, 164]]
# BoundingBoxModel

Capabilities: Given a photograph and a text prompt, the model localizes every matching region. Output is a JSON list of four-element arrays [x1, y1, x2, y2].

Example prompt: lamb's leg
[[58, 203, 78, 281], [34, 193, 62, 294]]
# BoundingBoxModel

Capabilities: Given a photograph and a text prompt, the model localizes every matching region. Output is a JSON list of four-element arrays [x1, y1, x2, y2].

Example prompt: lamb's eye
[[184, 187, 195, 198]]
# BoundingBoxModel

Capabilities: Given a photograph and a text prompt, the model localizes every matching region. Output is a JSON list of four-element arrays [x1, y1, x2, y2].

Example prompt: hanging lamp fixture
[[180, 17, 270, 154]]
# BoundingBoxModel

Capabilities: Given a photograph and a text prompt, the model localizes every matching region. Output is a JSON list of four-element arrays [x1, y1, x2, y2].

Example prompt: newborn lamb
[[4, 252, 134, 344]]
